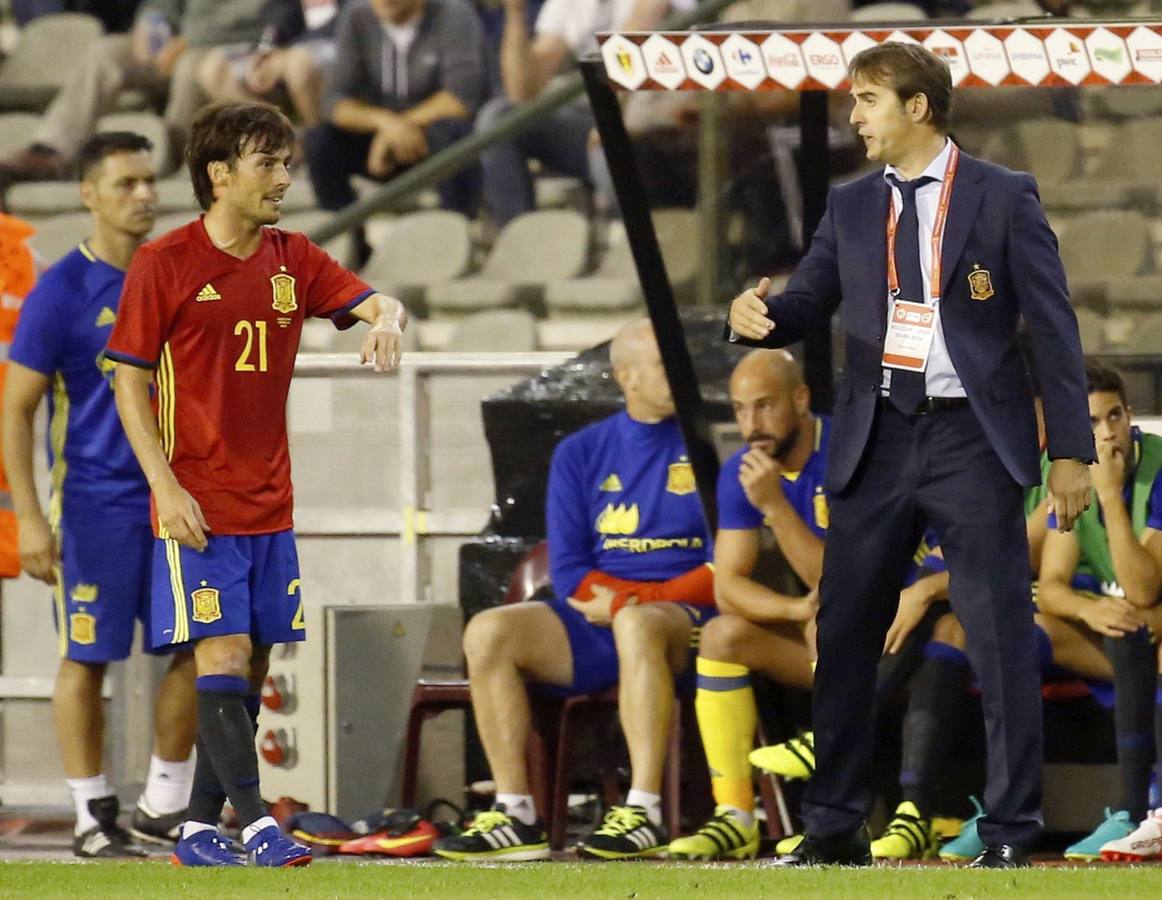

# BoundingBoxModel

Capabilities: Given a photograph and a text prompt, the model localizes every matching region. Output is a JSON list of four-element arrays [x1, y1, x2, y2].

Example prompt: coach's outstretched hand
[[156, 478, 210, 552], [728, 277, 775, 341]]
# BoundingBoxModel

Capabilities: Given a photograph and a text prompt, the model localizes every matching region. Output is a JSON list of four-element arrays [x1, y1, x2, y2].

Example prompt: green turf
[[4, 860, 1162, 899]]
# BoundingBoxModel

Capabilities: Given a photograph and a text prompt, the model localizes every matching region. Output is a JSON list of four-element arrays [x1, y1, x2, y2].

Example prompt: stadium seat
[[427, 210, 590, 317], [96, 111, 173, 177], [1012, 119, 1083, 186], [544, 209, 698, 316], [848, 3, 928, 21], [1057, 209, 1153, 308], [360, 210, 473, 314], [26, 210, 91, 264], [0, 112, 43, 158], [153, 176, 198, 212], [0, 13, 104, 112], [534, 175, 588, 211], [6, 179, 86, 217], [445, 309, 538, 352], [1075, 307, 1107, 352], [1045, 117, 1162, 215]]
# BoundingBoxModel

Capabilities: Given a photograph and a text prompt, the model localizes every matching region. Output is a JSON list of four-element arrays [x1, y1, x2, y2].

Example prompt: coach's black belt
[[879, 395, 970, 416]]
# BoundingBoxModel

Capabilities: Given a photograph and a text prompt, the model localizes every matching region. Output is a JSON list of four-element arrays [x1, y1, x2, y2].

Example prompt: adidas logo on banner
[[196, 283, 221, 302]]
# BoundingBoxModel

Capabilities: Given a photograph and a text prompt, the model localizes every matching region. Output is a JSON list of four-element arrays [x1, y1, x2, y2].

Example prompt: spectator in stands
[[477, 0, 689, 229], [675, 349, 948, 861], [0, 1, 265, 187], [194, 0, 346, 129], [1036, 360, 1162, 862], [434, 318, 717, 862], [304, 0, 490, 265]]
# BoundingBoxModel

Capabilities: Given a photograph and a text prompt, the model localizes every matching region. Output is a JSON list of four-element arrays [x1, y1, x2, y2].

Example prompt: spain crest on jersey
[[191, 587, 222, 624], [666, 461, 696, 496], [271, 272, 297, 314], [70, 612, 96, 645]]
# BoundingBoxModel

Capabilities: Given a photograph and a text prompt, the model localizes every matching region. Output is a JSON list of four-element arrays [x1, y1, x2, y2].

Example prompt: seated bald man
[[434, 318, 716, 862]]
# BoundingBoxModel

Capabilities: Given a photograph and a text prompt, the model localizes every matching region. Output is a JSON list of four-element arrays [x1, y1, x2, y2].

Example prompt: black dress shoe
[[770, 828, 872, 867], [968, 843, 1029, 868]]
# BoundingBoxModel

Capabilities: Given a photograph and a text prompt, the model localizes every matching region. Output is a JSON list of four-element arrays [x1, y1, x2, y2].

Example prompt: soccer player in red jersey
[[105, 102, 407, 868]]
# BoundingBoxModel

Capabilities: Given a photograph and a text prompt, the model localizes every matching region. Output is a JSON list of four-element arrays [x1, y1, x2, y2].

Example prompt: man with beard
[[669, 349, 948, 860]]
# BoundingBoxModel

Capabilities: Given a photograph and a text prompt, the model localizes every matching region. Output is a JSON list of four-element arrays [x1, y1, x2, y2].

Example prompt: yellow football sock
[[695, 657, 757, 813]]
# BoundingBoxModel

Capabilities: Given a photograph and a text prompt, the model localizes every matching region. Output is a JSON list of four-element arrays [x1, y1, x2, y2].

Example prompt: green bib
[[1073, 431, 1162, 591]]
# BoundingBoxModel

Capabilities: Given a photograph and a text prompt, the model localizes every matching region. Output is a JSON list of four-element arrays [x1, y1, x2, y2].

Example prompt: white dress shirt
[[883, 138, 966, 398]]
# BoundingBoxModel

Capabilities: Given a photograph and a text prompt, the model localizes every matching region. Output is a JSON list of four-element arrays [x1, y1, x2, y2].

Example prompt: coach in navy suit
[[727, 43, 1094, 868]]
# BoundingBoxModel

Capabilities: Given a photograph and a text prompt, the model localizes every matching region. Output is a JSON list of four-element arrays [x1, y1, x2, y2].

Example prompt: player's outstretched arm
[[1, 362, 57, 583], [349, 292, 408, 372], [113, 362, 210, 551]]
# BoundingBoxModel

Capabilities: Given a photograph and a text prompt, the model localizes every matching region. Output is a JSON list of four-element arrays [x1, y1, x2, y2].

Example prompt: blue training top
[[9, 243, 150, 526], [546, 411, 712, 599], [716, 415, 945, 581]]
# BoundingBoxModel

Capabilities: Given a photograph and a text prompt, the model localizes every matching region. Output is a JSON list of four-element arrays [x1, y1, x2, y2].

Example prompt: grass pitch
[[4, 860, 1162, 899]]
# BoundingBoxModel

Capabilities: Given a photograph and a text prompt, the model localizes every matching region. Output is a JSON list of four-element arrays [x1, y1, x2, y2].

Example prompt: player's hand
[[884, 582, 931, 655], [567, 583, 615, 627], [739, 447, 784, 514], [1091, 440, 1126, 504], [361, 318, 404, 372], [17, 511, 58, 584], [728, 277, 774, 341], [155, 478, 210, 552], [1078, 596, 1145, 638], [785, 586, 819, 625], [1047, 458, 1092, 532]]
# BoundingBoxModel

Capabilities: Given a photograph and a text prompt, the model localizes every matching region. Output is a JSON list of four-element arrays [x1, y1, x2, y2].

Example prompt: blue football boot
[[171, 829, 244, 867], [939, 796, 986, 862], [245, 824, 312, 867]]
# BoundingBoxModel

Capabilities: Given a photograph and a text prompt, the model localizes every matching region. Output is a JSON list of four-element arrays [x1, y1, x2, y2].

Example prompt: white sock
[[722, 805, 755, 828], [496, 793, 537, 826], [141, 753, 195, 816], [67, 775, 110, 834], [181, 820, 217, 840], [241, 815, 278, 845], [625, 789, 663, 826]]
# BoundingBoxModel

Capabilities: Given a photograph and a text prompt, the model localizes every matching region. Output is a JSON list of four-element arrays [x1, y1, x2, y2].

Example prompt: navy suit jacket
[[735, 150, 1095, 494]]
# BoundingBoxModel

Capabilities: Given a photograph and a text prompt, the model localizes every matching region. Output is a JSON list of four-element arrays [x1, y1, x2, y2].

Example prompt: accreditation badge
[[882, 298, 938, 372]]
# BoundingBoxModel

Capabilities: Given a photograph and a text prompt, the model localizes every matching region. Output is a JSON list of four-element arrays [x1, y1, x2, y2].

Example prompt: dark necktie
[[886, 174, 937, 415]]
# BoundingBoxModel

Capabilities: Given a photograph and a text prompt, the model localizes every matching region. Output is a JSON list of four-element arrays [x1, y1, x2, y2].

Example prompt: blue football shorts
[[53, 520, 156, 662], [533, 597, 718, 698], [150, 529, 305, 649]]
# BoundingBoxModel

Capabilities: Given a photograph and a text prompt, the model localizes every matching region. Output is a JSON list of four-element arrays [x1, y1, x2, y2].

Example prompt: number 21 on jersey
[[235, 319, 268, 372]]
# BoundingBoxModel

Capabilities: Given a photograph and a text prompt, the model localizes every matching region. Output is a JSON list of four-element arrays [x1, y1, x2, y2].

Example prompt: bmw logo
[[692, 48, 715, 74]]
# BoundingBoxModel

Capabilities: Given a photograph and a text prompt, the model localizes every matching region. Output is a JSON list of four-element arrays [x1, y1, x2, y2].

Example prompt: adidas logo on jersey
[[94, 306, 117, 327], [196, 283, 222, 302]]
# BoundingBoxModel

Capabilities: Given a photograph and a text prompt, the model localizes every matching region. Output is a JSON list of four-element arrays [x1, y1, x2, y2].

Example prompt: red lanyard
[[886, 143, 960, 301]]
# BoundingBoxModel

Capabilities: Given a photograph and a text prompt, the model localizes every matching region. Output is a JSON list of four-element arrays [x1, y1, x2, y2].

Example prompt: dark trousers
[[803, 402, 1043, 849], [304, 118, 479, 216], [477, 97, 594, 228]]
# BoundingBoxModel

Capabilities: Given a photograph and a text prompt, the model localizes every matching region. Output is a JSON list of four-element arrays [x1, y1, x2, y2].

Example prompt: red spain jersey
[[106, 217, 372, 535]]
